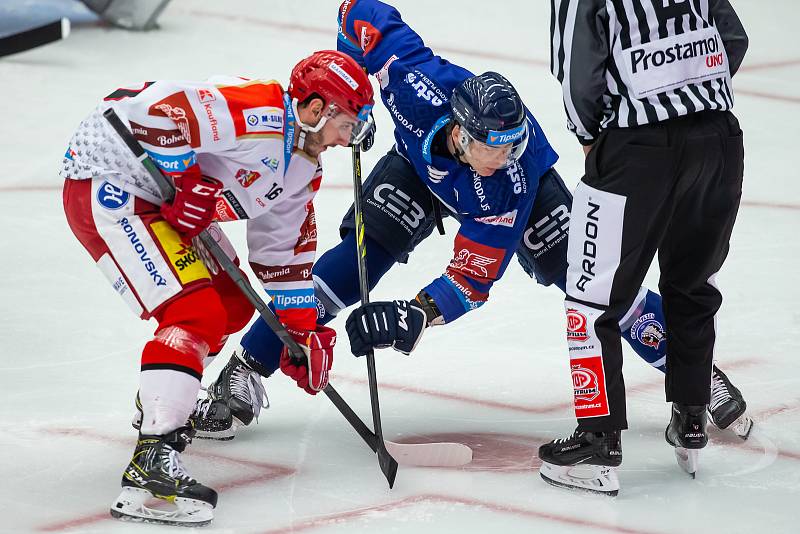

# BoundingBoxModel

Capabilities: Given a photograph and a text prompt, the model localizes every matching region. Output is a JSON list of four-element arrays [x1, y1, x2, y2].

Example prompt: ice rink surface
[[1, 0, 798, 532]]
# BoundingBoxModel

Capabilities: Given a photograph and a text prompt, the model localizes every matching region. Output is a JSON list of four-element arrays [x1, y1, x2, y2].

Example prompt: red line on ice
[[334, 357, 760, 415], [35, 427, 295, 532], [260, 494, 665, 534]]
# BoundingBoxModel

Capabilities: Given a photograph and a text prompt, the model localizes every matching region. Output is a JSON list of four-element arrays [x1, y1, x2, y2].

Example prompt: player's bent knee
[[155, 287, 229, 360], [213, 270, 256, 335]]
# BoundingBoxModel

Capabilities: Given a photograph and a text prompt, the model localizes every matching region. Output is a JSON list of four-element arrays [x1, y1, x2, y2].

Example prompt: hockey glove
[[160, 168, 223, 238], [352, 111, 376, 152], [345, 300, 427, 356], [280, 326, 335, 395]]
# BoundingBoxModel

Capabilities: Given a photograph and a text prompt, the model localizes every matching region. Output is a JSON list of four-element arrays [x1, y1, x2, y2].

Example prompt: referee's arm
[[712, 0, 749, 76], [550, 0, 608, 146]]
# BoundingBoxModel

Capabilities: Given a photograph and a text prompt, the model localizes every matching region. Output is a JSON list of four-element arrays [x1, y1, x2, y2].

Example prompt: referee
[[538, 0, 748, 495]]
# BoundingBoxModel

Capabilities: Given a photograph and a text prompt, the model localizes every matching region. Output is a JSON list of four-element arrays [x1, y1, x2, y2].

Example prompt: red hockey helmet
[[288, 50, 374, 122]]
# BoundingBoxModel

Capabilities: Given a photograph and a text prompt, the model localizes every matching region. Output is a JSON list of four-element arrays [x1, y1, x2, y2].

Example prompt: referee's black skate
[[538, 429, 622, 496], [710, 365, 753, 440], [111, 425, 217, 527], [665, 403, 708, 478], [196, 350, 268, 439]]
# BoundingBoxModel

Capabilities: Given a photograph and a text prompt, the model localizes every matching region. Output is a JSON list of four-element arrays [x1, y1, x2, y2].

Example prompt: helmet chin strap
[[291, 97, 330, 151], [445, 122, 469, 166]]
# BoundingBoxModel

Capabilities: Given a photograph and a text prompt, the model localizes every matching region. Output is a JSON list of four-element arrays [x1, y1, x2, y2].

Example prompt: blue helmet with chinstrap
[[450, 71, 529, 168]]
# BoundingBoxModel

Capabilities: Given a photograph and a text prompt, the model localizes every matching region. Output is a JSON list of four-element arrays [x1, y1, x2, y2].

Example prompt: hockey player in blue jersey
[[192, 0, 751, 443]]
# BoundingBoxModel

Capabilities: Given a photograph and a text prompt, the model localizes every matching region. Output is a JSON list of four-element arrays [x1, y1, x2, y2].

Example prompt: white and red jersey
[[61, 77, 323, 330]]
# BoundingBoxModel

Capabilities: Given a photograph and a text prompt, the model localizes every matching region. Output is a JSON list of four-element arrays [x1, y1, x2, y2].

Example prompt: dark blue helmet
[[450, 71, 529, 168]]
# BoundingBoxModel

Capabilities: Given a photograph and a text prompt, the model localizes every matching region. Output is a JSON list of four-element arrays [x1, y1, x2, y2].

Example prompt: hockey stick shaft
[[0, 18, 70, 58], [351, 144, 399, 486], [102, 108, 384, 456]]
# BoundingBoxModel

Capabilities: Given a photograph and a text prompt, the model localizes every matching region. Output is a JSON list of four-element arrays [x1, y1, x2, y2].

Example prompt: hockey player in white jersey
[[61, 50, 374, 526]]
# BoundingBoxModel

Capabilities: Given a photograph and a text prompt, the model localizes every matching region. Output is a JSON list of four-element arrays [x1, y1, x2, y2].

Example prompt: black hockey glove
[[346, 300, 427, 356], [354, 111, 376, 152]]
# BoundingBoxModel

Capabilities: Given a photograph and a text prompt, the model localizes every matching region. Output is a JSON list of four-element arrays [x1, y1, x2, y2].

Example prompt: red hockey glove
[[280, 326, 336, 395], [160, 168, 223, 238]]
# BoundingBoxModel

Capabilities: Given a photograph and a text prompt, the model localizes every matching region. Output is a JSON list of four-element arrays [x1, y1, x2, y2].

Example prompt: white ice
[[1, 1, 798, 532]]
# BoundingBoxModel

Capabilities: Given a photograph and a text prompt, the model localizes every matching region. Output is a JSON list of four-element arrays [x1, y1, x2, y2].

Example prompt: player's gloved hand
[[346, 300, 427, 356], [160, 167, 223, 238], [353, 111, 376, 152], [280, 326, 336, 395]]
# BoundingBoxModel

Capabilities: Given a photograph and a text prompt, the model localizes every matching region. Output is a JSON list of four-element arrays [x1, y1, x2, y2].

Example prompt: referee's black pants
[[565, 110, 744, 432]]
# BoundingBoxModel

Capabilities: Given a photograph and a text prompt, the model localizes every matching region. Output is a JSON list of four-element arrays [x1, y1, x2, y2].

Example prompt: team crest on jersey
[[354, 19, 382, 54], [630, 313, 666, 349], [450, 249, 498, 278], [235, 168, 262, 188]]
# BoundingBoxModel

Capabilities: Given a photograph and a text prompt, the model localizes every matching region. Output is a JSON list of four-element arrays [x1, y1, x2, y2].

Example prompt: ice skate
[[709, 365, 753, 440], [194, 350, 269, 439], [538, 429, 622, 496], [132, 392, 236, 441], [110, 425, 217, 527], [665, 403, 708, 478]]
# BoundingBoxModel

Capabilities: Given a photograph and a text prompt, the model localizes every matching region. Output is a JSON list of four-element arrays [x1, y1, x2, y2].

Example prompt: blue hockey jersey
[[338, 0, 559, 323]]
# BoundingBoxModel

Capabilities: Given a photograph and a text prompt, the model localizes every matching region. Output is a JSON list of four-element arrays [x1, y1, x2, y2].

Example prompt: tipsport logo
[[486, 124, 525, 146], [145, 150, 197, 173], [272, 289, 316, 309]]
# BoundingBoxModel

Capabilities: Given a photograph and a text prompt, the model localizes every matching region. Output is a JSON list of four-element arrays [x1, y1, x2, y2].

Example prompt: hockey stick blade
[[384, 441, 472, 467], [0, 18, 70, 58]]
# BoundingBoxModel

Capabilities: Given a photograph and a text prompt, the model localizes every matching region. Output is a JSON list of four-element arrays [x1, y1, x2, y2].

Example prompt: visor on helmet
[[293, 99, 374, 146], [457, 121, 529, 170]]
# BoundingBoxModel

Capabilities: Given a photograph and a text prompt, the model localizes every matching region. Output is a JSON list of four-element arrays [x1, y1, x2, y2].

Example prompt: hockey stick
[[102, 109, 469, 475], [0, 18, 70, 58], [350, 144, 399, 487]]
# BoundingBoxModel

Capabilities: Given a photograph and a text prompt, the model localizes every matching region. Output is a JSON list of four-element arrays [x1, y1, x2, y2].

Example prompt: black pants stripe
[[566, 110, 744, 432]]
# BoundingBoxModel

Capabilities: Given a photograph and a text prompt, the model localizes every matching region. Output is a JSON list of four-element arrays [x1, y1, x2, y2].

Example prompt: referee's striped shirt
[[550, 0, 748, 145]]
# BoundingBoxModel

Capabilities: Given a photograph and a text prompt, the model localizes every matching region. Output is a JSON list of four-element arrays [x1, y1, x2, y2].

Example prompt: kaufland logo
[[486, 124, 525, 146]]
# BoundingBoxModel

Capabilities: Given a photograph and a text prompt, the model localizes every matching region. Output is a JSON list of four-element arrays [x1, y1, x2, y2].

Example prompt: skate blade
[[110, 487, 213, 527], [731, 415, 754, 441], [674, 447, 699, 478], [194, 428, 235, 441], [384, 440, 473, 467], [539, 461, 619, 496]]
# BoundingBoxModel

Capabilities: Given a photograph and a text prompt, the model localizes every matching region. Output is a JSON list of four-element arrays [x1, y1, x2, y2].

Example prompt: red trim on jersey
[[218, 81, 286, 138]]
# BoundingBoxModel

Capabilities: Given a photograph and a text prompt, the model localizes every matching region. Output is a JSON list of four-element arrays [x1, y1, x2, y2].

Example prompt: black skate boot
[[110, 425, 217, 526], [538, 429, 622, 496], [132, 393, 236, 441], [665, 403, 708, 478], [709, 365, 753, 440], [197, 350, 268, 439]]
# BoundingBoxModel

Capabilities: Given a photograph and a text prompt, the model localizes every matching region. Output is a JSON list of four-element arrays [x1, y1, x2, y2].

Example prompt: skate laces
[[553, 429, 582, 445], [164, 448, 194, 481], [230, 364, 269, 420], [194, 397, 213, 418], [710, 370, 732, 411]]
